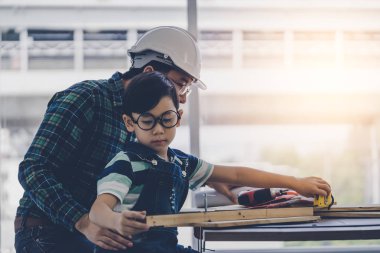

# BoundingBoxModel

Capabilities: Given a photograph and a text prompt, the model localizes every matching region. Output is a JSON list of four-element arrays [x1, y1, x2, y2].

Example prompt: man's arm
[[18, 89, 133, 249], [18, 89, 93, 231], [75, 213, 134, 251]]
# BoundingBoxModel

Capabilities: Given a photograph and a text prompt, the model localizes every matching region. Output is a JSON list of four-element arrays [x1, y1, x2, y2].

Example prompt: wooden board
[[315, 211, 380, 218], [191, 216, 320, 228], [314, 205, 380, 212], [181, 204, 247, 212], [146, 207, 313, 227]]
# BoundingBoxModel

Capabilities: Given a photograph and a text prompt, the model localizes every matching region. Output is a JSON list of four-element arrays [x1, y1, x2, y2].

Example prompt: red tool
[[238, 188, 298, 207]]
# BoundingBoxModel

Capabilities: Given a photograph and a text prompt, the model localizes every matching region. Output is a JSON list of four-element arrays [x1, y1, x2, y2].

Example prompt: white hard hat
[[128, 26, 206, 89]]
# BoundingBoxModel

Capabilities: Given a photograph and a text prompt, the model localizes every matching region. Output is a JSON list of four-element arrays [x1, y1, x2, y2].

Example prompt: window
[[28, 29, 74, 69], [293, 31, 336, 68], [199, 30, 233, 68], [84, 30, 128, 69], [344, 31, 380, 68], [242, 31, 284, 68], [0, 29, 21, 70]]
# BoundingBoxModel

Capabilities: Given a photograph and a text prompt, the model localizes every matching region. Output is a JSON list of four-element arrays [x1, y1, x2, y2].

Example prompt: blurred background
[[1, 0, 380, 251]]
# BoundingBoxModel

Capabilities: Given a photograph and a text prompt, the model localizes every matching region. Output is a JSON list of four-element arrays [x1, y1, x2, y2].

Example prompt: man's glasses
[[170, 79, 192, 96], [177, 84, 192, 96], [131, 110, 181, 131]]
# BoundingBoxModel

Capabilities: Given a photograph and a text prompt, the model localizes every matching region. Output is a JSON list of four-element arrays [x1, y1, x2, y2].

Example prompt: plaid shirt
[[17, 72, 132, 232]]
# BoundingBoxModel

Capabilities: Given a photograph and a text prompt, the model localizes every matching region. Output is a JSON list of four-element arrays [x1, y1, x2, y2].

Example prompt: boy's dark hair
[[122, 71, 179, 116]]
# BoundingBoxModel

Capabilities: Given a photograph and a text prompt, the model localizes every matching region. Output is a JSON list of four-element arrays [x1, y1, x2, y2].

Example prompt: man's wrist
[[75, 213, 89, 233]]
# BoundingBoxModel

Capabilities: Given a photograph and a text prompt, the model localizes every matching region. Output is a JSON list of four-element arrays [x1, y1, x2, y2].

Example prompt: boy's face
[[123, 96, 183, 159]]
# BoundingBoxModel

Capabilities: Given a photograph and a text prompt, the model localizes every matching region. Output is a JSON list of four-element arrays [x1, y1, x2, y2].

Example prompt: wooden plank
[[314, 205, 380, 212], [316, 211, 380, 218], [191, 216, 320, 228], [146, 207, 313, 227], [181, 204, 247, 213]]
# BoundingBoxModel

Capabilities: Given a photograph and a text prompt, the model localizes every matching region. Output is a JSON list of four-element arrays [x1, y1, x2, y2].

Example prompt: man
[[15, 26, 235, 253]]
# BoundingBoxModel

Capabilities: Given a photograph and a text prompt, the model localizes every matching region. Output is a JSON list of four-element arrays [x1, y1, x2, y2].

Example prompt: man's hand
[[206, 182, 238, 204], [75, 213, 133, 251]]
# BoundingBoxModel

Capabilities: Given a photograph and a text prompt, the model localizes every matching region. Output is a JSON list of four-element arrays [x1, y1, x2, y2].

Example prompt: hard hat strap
[[131, 50, 176, 69]]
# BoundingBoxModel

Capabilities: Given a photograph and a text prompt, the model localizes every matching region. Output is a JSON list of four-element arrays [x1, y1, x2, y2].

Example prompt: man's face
[[165, 70, 194, 104], [139, 66, 194, 104]]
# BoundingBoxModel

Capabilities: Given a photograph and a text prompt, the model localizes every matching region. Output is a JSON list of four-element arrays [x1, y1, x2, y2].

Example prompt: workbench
[[194, 218, 380, 252]]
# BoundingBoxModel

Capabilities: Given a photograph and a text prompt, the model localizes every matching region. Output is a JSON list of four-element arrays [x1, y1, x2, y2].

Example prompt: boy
[[89, 71, 331, 253]]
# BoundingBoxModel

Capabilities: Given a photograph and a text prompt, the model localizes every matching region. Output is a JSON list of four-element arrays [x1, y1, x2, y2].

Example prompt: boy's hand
[[293, 176, 331, 197], [206, 182, 238, 204], [114, 210, 150, 238], [76, 213, 133, 251]]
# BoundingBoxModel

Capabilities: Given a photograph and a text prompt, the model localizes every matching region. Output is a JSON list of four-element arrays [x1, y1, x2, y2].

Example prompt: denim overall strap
[[124, 142, 189, 217], [132, 156, 189, 219], [123, 143, 190, 252], [130, 160, 189, 252]]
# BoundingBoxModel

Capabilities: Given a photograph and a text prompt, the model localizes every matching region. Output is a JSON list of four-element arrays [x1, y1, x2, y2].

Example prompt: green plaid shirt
[[17, 72, 132, 232]]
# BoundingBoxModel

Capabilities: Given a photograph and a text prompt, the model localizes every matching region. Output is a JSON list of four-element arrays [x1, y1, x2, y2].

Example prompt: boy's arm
[[206, 182, 238, 204], [89, 194, 149, 240], [208, 165, 331, 197]]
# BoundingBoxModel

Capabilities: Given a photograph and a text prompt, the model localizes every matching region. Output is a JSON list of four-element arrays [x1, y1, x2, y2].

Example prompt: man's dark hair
[[122, 71, 179, 116], [121, 61, 173, 80]]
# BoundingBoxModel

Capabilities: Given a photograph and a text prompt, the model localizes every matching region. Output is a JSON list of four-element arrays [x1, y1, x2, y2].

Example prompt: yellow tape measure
[[314, 193, 334, 209]]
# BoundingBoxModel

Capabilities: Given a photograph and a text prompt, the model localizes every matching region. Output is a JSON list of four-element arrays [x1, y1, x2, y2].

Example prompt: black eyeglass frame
[[131, 110, 181, 131]]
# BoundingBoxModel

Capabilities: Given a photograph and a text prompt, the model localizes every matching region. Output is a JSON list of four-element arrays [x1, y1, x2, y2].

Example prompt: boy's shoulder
[[110, 150, 142, 162], [170, 148, 199, 162], [114, 149, 152, 164], [170, 148, 189, 157]]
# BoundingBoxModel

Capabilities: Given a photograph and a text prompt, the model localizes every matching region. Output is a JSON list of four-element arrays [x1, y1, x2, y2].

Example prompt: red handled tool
[[238, 188, 298, 206]]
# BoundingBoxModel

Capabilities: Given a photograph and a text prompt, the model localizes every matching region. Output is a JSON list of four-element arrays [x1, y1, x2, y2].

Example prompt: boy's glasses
[[131, 110, 181, 131]]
